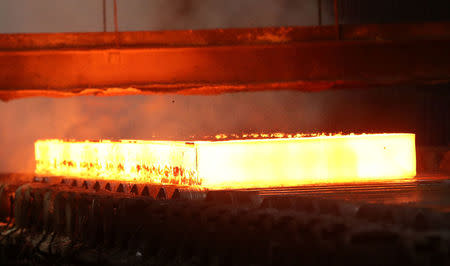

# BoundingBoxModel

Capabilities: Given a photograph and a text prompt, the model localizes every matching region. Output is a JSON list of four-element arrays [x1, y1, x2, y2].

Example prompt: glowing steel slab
[[35, 134, 416, 189], [196, 134, 416, 189], [35, 140, 200, 186]]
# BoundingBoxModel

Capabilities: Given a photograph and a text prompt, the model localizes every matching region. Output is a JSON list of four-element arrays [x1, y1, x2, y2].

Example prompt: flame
[[35, 134, 416, 189]]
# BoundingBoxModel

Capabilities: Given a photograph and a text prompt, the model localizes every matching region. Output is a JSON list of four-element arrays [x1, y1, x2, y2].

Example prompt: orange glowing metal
[[198, 134, 416, 189], [35, 134, 416, 189], [35, 140, 200, 186]]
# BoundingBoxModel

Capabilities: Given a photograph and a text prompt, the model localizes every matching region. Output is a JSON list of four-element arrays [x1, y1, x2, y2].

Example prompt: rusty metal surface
[[0, 22, 449, 101], [1, 22, 449, 50]]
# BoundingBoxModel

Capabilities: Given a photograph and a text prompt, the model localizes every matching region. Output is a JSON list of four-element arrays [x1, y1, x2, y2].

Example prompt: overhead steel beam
[[0, 22, 449, 101]]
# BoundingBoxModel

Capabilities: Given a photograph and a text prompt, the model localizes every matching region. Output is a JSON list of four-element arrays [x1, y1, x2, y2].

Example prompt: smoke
[[0, 91, 331, 172], [120, 0, 319, 31], [0, 87, 435, 173], [2, 1, 448, 34], [0, 0, 104, 33], [0, 0, 322, 33]]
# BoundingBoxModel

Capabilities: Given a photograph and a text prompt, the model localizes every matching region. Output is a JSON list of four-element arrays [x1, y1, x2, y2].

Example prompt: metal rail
[[0, 22, 449, 101]]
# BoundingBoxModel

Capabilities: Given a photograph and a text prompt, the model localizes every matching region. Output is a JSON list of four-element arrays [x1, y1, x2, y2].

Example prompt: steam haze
[[1, 88, 437, 173], [0, 0, 320, 33]]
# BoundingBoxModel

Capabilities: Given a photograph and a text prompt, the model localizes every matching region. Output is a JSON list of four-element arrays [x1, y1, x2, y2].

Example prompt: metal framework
[[0, 22, 449, 101]]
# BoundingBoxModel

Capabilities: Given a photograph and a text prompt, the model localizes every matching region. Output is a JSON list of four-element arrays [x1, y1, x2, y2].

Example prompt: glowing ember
[[35, 134, 416, 189]]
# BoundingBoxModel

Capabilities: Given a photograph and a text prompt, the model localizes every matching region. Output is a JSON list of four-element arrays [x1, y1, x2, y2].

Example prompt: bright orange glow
[[197, 134, 416, 189], [35, 134, 416, 189], [35, 140, 200, 185]]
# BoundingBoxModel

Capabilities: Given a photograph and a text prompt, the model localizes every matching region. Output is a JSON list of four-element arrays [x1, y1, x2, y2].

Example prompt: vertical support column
[[102, 0, 107, 32], [334, 0, 340, 40], [113, 0, 119, 47], [317, 0, 322, 26]]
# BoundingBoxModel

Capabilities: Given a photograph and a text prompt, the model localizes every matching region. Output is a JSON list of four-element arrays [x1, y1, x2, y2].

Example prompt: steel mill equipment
[[1, 1, 450, 265]]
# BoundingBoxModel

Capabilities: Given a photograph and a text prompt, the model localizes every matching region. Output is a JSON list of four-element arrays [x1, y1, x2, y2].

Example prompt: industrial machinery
[[1, 1, 449, 265]]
